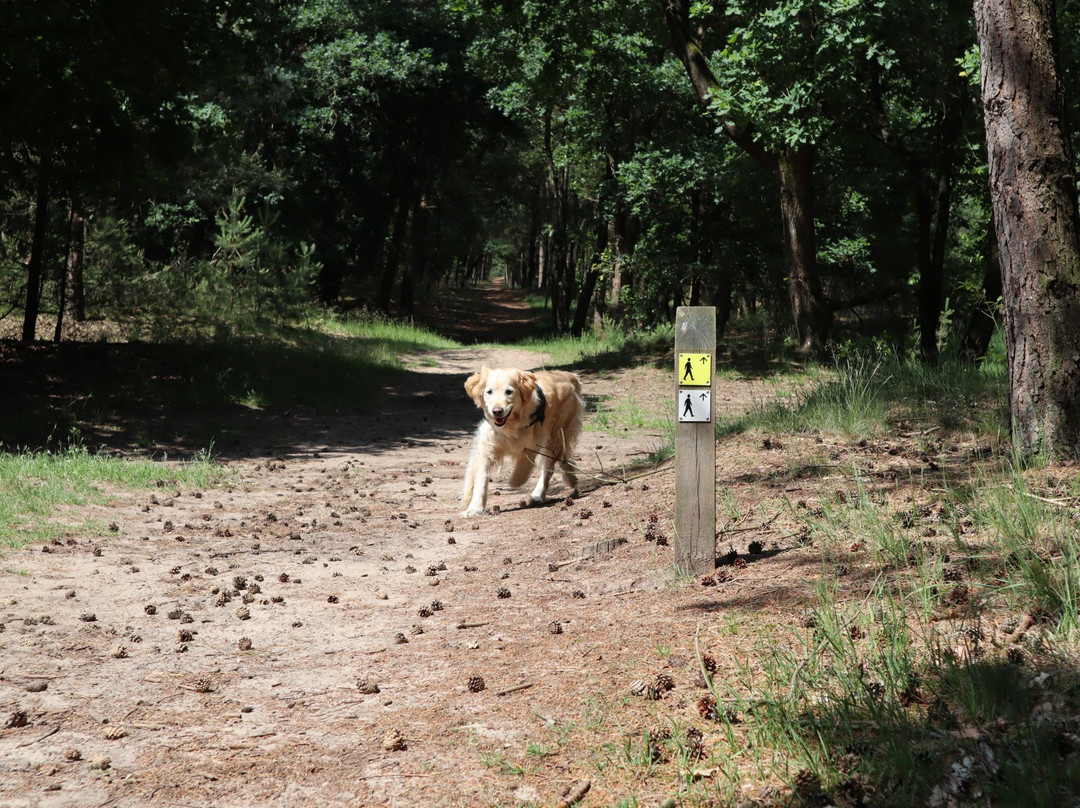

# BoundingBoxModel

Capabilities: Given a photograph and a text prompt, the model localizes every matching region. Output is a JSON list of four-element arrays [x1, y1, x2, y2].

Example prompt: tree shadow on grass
[[0, 337, 479, 461]]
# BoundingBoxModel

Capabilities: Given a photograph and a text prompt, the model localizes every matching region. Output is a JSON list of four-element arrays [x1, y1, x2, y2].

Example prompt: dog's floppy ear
[[517, 370, 538, 404], [464, 367, 489, 408]]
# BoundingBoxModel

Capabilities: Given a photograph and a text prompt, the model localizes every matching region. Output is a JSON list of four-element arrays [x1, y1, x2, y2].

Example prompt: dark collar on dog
[[525, 386, 546, 428]]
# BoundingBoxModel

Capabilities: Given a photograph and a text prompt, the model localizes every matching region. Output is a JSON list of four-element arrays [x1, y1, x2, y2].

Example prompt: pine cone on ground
[[833, 774, 871, 807], [645, 725, 670, 764], [467, 676, 485, 693], [357, 677, 380, 694], [793, 768, 822, 800], [191, 677, 214, 693], [654, 672, 675, 693], [685, 727, 706, 761], [630, 679, 658, 700], [697, 694, 720, 720], [381, 729, 406, 751]]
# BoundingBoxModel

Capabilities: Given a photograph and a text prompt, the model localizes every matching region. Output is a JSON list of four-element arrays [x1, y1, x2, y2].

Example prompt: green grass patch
[[721, 349, 1007, 443], [198, 311, 460, 411], [1, 311, 462, 450], [519, 325, 674, 371], [0, 446, 226, 549], [695, 448, 1080, 805]]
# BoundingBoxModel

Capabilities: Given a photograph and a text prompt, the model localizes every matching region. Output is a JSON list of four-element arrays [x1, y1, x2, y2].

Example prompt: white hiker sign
[[677, 389, 711, 422]]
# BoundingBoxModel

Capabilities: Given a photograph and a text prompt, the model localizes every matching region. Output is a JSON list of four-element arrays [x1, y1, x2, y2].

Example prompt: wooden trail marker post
[[674, 307, 716, 574]]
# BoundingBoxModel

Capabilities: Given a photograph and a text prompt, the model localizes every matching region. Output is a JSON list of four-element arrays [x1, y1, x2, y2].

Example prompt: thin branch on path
[[718, 511, 781, 536], [16, 724, 60, 747]]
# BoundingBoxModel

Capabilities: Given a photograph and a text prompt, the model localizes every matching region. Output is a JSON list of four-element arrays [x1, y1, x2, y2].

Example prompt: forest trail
[[0, 293, 823, 807], [416, 278, 543, 345]]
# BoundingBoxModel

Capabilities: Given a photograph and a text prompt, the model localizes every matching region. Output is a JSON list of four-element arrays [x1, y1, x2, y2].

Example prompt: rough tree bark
[[975, 0, 1080, 458]]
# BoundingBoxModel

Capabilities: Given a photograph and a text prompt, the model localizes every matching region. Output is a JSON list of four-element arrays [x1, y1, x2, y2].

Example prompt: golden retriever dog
[[461, 367, 583, 516]]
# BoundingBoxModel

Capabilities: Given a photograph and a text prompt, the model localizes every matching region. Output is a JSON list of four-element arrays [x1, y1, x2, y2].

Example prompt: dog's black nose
[[491, 408, 504, 416]]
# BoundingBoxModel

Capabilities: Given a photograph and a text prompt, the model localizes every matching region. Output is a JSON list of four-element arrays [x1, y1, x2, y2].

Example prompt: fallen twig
[[16, 724, 60, 747], [456, 621, 491, 629], [496, 682, 536, 697], [1011, 487, 1078, 509], [547, 556, 588, 570], [556, 779, 591, 808], [719, 511, 781, 536]]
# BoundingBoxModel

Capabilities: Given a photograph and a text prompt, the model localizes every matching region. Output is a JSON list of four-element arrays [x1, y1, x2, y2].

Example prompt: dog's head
[[464, 367, 539, 429]]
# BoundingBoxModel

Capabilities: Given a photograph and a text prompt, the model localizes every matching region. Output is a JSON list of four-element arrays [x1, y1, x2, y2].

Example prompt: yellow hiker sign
[[677, 353, 711, 386]]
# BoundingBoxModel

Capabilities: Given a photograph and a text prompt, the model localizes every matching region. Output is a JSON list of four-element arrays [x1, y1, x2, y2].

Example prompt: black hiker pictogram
[[682, 394, 694, 418], [682, 357, 694, 381]]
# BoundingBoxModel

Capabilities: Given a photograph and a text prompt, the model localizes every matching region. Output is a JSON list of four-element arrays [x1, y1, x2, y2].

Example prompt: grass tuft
[[0, 445, 226, 549]]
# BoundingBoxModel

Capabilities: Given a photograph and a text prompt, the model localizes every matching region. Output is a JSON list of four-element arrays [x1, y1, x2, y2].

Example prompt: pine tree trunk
[[571, 222, 608, 337], [376, 195, 409, 311], [777, 145, 828, 355], [960, 231, 1002, 362], [975, 0, 1080, 458], [65, 202, 87, 324], [399, 188, 429, 312], [22, 154, 50, 343]]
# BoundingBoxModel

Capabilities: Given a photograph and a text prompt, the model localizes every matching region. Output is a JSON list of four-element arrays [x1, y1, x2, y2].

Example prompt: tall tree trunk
[[399, 187, 429, 312], [661, 0, 830, 354], [714, 270, 733, 337], [914, 171, 943, 363], [23, 154, 50, 343], [975, 0, 1080, 458], [571, 222, 608, 337], [607, 208, 633, 325], [57, 201, 87, 342], [916, 81, 963, 364], [960, 230, 1003, 362], [777, 145, 827, 353], [547, 166, 571, 332], [376, 195, 409, 311]]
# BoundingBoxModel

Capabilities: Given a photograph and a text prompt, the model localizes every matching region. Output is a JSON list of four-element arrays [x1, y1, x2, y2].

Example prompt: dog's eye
[[485, 388, 492, 395], [505, 388, 514, 396]]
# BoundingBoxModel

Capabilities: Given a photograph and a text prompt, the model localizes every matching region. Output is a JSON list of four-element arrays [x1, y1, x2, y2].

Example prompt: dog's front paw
[[461, 507, 488, 517]]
